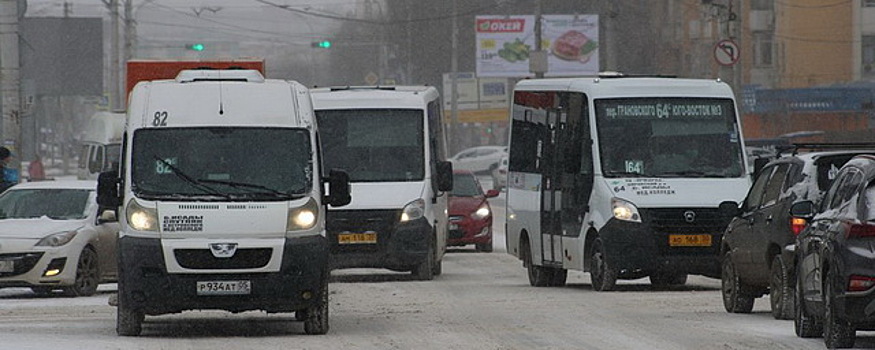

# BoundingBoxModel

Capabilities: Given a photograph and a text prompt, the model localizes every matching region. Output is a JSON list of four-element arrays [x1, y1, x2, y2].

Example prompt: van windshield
[[595, 98, 745, 178], [131, 127, 312, 200], [316, 109, 425, 182]]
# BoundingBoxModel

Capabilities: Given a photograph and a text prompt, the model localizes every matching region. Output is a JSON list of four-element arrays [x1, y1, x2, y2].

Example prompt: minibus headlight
[[400, 199, 425, 222], [611, 198, 641, 223], [287, 197, 319, 231], [126, 199, 158, 231]]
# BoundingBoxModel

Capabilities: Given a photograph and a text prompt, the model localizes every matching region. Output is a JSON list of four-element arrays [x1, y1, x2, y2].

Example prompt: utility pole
[[0, 0, 22, 175], [530, 0, 547, 78], [107, 0, 121, 110], [450, 0, 459, 153]]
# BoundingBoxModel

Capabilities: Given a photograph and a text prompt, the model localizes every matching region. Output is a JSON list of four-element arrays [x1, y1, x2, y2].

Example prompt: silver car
[[0, 180, 118, 296], [491, 155, 508, 190]]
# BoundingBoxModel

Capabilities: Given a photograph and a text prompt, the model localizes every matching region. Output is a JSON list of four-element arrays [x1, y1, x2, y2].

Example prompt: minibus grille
[[174, 248, 272, 269], [327, 210, 401, 253], [639, 208, 731, 255]]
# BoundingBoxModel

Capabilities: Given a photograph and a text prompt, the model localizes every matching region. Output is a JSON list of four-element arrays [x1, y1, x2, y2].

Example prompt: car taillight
[[848, 275, 875, 292], [846, 223, 875, 238], [790, 217, 807, 235]]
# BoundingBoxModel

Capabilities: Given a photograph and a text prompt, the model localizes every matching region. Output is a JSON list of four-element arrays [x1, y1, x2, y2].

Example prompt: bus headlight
[[287, 197, 319, 231], [126, 199, 158, 231], [400, 199, 425, 222], [611, 198, 641, 223]]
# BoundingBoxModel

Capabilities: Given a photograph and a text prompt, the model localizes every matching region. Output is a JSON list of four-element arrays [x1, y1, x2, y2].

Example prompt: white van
[[506, 75, 750, 291], [310, 86, 453, 280], [97, 69, 350, 336], [78, 111, 125, 180]]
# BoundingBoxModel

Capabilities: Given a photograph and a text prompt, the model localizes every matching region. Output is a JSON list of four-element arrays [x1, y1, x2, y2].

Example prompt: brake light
[[847, 223, 875, 238], [790, 217, 807, 235], [848, 275, 875, 292]]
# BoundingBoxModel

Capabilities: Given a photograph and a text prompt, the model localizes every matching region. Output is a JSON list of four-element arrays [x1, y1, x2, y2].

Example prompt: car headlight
[[611, 197, 641, 223], [472, 204, 491, 219], [400, 198, 425, 222], [126, 199, 158, 231], [287, 197, 319, 231], [36, 230, 79, 247]]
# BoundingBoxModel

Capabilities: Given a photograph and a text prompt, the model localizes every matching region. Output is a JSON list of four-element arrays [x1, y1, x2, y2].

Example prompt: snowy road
[[0, 187, 871, 349]]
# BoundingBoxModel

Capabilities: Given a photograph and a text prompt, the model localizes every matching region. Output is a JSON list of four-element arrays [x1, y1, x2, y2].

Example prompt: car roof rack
[[596, 72, 677, 79], [777, 142, 875, 156]]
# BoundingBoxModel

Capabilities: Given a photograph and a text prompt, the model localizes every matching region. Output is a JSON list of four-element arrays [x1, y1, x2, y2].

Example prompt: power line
[[252, 0, 518, 25]]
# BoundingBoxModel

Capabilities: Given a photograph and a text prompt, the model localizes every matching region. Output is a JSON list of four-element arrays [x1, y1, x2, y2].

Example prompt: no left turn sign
[[714, 39, 740, 66]]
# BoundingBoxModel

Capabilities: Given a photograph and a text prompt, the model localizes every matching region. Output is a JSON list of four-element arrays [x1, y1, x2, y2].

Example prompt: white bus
[[77, 111, 125, 180], [506, 75, 750, 291], [97, 69, 350, 335]]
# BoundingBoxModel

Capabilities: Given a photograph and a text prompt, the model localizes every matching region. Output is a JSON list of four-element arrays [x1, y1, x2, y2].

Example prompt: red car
[[447, 170, 499, 252]]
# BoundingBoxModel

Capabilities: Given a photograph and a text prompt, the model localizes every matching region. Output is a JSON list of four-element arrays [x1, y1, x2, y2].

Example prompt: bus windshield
[[131, 127, 312, 200], [595, 98, 745, 178], [316, 109, 424, 182]]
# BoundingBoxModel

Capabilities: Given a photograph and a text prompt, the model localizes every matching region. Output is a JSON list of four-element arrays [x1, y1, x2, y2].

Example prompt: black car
[[792, 155, 875, 348], [721, 147, 874, 320]]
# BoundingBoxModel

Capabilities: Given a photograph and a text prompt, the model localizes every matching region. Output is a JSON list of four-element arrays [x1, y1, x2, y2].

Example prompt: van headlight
[[287, 197, 319, 231], [400, 199, 425, 222], [36, 230, 79, 247], [126, 199, 158, 231], [611, 198, 641, 223]]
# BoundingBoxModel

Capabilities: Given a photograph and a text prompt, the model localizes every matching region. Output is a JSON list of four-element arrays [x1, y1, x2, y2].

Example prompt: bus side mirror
[[97, 170, 121, 209], [436, 161, 453, 192], [790, 200, 816, 220], [326, 169, 351, 207]]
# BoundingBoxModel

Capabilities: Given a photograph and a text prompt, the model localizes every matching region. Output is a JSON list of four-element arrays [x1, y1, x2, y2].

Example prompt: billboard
[[475, 15, 599, 78]]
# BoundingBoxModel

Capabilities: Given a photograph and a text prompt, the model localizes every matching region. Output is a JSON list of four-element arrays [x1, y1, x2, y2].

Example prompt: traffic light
[[311, 40, 332, 49], [187, 43, 205, 51]]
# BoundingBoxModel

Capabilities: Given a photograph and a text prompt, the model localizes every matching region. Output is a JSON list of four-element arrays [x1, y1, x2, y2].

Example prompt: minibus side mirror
[[97, 169, 121, 210], [436, 161, 453, 192], [789, 200, 816, 220], [326, 169, 351, 207], [718, 200, 741, 217]]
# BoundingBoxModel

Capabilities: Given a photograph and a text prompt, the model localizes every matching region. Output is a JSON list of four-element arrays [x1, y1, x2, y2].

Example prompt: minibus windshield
[[131, 127, 312, 200], [595, 97, 745, 178], [316, 109, 425, 182]]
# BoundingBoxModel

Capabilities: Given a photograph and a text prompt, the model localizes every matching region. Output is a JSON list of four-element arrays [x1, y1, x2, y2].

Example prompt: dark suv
[[720, 145, 875, 320], [792, 155, 875, 348]]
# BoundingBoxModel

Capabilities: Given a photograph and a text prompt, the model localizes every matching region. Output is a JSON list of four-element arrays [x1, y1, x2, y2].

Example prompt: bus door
[[541, 93, 591, 267]]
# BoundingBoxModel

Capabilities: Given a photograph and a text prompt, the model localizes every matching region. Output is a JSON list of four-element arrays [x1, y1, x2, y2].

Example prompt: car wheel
[[649, 273, 688, 288], [303, 279, 329, 335], [590, 239, 617, 292], [794, 265, 822, 338], [63, 247, 100, 297], [521, 236, 553, 287], [549, 268, 568, 287], [769, 255, 794, 320], [721, 253, 754, 313], [413, 237, 435, 281], [476, 243, 493, 253], [823, 269, 855, 348]]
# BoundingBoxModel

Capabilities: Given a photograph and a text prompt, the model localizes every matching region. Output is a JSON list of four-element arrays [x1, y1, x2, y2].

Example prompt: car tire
[[116, 291, 144, 336], [823, 269, 855, 348], [649, 273, 688, 288], [590, 239, 618, 292], [303, 278, 329, 335], [794, 265, 822, 338], [63, 247, 100, 297], [521, 236, 553, 287], [476, 243, 493, 253], [769, 255, 794, 320], [721, 253, 754, 313], [413, 236, 435, 281]]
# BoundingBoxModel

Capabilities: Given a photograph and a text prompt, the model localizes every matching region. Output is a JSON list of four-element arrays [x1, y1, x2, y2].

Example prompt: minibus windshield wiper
[[197, 179, 301, 199], [152, 156, 230, 199]]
